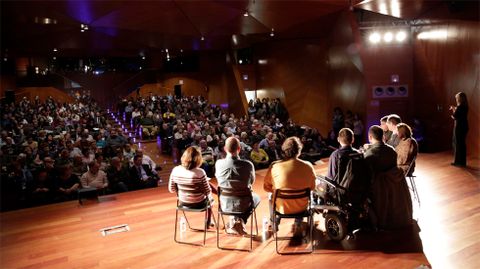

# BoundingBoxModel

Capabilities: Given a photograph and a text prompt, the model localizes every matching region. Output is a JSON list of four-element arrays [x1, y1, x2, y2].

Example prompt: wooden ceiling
[[1, 0, 478, 56]]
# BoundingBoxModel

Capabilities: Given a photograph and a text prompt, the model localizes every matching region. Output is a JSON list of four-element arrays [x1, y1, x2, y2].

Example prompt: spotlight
[[243, 11, 249, 17], [53, 48, 57, 52], [238, 59, 243, 64], [368, 32, 381, 44], [396, 31, 407, 42], [384, 32, 393, 43], [201, 36, 205, 41], [270, 28, 275, 37], [142, 56, 146, 60]]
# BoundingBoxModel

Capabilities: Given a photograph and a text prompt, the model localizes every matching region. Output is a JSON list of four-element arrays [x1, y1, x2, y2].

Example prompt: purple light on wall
[[67, 0, 94, 24], [219, 103, 229, 109]]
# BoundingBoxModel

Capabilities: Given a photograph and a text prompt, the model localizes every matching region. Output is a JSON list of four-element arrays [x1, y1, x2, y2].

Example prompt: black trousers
[[453, 126, 468, 165]]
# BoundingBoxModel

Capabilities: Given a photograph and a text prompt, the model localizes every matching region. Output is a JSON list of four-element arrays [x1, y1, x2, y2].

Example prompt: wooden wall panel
[[15, 87, 75, 103], [413, 21, 480, 157], [255, 11, 367, 136], [127, 52, 244, 116], [326, 11, 367, 136], [0, 75, 16, 98], [255, 39, 331, 132]]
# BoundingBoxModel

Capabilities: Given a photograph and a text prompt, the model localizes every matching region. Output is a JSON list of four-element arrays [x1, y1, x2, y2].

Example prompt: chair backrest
[[217, 186, 254, 214], [273, 188, 311, 213], [404, 154, 417, 177], [173, 181, 209, 206]]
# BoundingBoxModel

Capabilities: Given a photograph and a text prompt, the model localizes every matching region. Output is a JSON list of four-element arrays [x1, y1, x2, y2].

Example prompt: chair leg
[[217, 211, 221, 249], [253, 209, 259, 235], [174, 209, 179, 243], [250, 212, 254, 251], [182, 211, 192, 229], [309, 214, 314, 253], [203, 210, 207, 246]]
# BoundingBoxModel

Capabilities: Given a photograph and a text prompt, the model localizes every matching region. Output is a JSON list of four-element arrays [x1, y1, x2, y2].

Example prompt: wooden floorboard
[[1, 144, 479, 269]]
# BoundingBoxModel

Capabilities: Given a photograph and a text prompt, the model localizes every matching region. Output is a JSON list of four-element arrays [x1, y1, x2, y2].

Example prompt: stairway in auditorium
[[105, 111, 177, 185]]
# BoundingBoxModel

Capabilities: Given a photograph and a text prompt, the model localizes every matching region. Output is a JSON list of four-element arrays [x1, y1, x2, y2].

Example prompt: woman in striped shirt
[[168, 146, 214, 226]]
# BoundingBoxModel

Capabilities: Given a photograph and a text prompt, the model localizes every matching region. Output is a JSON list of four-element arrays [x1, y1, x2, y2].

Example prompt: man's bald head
[[224, 137, 240, 155]]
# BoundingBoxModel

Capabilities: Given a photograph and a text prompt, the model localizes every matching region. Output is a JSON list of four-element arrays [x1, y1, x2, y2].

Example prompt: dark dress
[[452, 105, 469, 165]]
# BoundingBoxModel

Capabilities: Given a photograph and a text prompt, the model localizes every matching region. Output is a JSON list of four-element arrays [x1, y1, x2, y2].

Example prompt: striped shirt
[[168, 165, 211, 204]]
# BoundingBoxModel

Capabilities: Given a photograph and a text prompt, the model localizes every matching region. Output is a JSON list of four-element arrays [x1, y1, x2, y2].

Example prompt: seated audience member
[[326, 128, 359, 182], [250, 142, 269, 169], [72, 155, 88, 177], [263, 137, 316, 233], [129, 155, 159, 190], [168, 146, 214, 227], [140, 112, 158, 139], [395, 123, 418, 176], [265, 140, 282, 164], [55, 164, 80, 202], [353, 113, 364, 148], [123, 144, 135, 160], [364, 125, 412, 230], [386, 114, 402, 148], [380, 116, 392, 143], [80, 161, 108, 191], [199, 139, 215, 176], [215, 137, 260, 235], [30, 167, 54, 205], [106, 157, 129, 193], [131, 149, 157, 170]]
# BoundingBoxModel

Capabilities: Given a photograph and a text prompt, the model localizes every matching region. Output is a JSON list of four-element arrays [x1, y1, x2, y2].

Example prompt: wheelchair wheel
[[325, 213, 347, 241]]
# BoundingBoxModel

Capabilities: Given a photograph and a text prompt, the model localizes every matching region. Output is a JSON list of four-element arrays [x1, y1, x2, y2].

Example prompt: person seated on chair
[[168, 146, 214, 227], [326, 128, 359, 181], [364, 125, 397, 173], [80, 161, 108, 191], [130, 149, 157, 171], [380, 116, 393, 143], [215, 137, 260, 236], [54, 164, 80, 202], [364, 125, 412, 230], [106, 157, 129, 193], [250, 141, 269, 169], [385, 114, 402, 148], [263, 136, 316, 234], [129, 155, 159, 190], [395, 123, 418, 176], [140, 111, 158, 139], [199, 139, 215, 178]]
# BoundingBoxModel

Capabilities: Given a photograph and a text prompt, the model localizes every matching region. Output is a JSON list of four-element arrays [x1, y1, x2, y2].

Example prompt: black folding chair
[[173, 182, 216, 246], [405, 155, 420, 207], [216, 186, 259, 252], [273, 188, 314, 254]]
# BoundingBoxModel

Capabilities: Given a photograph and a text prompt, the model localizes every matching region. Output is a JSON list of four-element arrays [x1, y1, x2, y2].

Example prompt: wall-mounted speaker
[[372, 85, 408, 98]]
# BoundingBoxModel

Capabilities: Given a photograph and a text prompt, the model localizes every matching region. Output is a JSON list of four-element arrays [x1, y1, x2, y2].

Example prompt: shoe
[[291, 223, 303, 238], [233, 220, 248, 236], [225, 221, 239, 235]]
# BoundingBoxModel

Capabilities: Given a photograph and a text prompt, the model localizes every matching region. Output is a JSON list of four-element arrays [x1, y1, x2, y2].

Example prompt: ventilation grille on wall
[[372, 85, 408, 98]]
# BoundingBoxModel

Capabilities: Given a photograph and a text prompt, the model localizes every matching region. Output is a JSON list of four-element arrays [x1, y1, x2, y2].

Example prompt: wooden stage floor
[[1, 144, 479, 269]]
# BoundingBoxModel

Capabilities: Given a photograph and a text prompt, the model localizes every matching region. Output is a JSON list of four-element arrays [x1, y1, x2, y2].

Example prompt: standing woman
[[450, 92, 469, 166]]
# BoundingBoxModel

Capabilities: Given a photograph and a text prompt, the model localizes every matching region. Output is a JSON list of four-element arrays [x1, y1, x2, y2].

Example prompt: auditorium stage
[[1, 150, 479, 269]]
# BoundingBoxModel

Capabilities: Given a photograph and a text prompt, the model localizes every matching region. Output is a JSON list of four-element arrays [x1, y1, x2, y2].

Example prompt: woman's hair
[[456, 92, 468, 108], [181, 146, 203, 170], [281, 136, 303, 159], [397, 123, 413, 139]]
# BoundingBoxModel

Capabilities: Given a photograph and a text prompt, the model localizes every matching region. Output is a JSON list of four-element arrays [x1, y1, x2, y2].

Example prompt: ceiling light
[[270, 28, 275, 37], [201, 36, 205, 41], [180, 49, 183, 53], [238, 59, 243, 64], [244, 11, 249, 17], [417, 30, 447, 40], [84, 25, 89, 30], [368, 32, 381, 44], [81, 29, 85, 32], [142, 56, 146, 60], [384, 32, 393, 43], [53, 57, 56, 60], [53, 48, 58, 52], [396, 31, 407, 42]]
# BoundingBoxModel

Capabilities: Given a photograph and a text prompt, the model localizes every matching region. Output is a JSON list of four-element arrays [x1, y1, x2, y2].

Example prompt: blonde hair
[[181, 146, 203, 170], [397, 123, 412, 139]]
